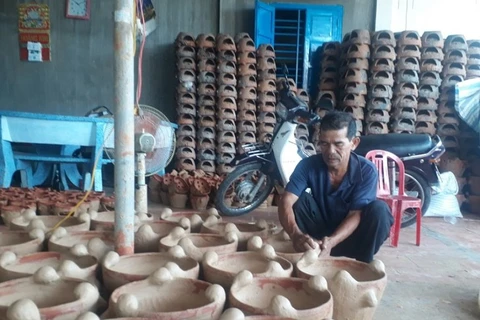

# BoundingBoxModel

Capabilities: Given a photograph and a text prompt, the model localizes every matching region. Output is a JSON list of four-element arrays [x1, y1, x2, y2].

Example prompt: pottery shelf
[[0, 194, 388, 319]]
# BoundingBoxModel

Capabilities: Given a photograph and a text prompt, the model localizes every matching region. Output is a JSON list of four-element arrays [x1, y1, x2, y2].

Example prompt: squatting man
[[278, 111, 394, 263]]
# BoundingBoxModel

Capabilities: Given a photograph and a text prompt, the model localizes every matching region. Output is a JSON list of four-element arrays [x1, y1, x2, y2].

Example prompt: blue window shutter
[[304, 6, 343, 92], [255, 0, 275, 47]]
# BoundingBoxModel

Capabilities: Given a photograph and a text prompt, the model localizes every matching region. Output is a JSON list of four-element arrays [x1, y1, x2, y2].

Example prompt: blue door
[[254, 1, 343, 94], [255, 0, 275, 47], [304, 7, 343, 93]]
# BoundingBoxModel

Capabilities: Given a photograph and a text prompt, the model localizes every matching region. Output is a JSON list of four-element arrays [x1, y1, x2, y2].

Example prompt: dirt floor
[[204, 206, 480, 320]]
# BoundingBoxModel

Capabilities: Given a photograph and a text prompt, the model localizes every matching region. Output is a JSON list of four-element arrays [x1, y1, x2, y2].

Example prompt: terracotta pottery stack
[[149, 169, 223, 210], [175, 32, 198, 172], [339, 30, 371, 136], [365, 30, 396, 135], [235, 36, 258, 154], [257, 43, 278, 145], [215, 34, 238, 176], [437, 34, 469, 154], [233, 33, 257, 156], [195, 33, 219, 175], [311, 42, 339, 150], [415, 31, 443, 136], [315, 41, 340, 118], [390, 30, 422, 134], [467, 40, 480, 80]]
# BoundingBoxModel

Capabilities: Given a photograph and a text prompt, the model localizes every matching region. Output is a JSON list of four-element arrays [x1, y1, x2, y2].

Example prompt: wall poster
[[18, 3, 51, 61]]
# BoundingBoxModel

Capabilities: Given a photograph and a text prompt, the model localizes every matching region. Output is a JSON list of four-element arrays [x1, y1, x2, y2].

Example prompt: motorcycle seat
[[355, 133, 433, 158]]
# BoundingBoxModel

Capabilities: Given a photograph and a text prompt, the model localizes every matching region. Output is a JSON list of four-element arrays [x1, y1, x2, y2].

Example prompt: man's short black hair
[[320, 111, 357, 140]]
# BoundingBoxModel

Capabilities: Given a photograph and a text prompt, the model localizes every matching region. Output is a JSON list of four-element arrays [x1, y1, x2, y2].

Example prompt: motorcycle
[[215, 68, 445, 228]]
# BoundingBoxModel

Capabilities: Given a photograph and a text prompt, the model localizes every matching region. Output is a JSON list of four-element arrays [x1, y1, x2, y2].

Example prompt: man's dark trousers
[[293, 191, 394, 263]]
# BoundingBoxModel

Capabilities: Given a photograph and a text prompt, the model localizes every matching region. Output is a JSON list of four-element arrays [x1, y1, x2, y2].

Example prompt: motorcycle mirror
[[282, 64, 289, 78]]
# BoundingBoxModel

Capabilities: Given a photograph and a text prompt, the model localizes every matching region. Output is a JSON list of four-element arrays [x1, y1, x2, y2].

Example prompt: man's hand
[[318, 236, 335, 257], [291, 232, 317, 252]]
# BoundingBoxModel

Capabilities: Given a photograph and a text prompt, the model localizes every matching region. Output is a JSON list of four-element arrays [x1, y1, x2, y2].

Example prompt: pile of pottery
[[0, 187, 113, 227], [148, 169, 223, 210], [415, 31, 443, 136], [215, 33, 238, 176], [175, 32, 198, 172], [339, 30, 370, 135], [437, 34, 469, 153], [256, 43, 278, 145], [366, 30, 396, 135], [0, 198, 388, 320]]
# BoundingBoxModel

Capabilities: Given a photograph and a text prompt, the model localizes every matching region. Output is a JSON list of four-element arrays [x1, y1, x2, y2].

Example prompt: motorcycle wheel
[[401, 170, 431, 228], [215, 162, 275, 217]]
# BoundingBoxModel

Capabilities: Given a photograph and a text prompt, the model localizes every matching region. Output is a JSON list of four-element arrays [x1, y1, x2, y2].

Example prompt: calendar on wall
[[18, 3, 51, 62]]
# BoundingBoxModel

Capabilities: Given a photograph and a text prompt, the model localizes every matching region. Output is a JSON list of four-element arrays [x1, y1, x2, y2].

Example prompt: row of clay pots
[[95, 231, 385, 319], [0, 203, 386, 320], [316, 31, 478, 138], [148, 170, 222, 210], [0, 187, 114, 227]]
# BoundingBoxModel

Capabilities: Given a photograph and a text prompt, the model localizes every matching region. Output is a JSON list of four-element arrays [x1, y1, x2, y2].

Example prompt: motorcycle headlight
[[276, 102, 288, 120]]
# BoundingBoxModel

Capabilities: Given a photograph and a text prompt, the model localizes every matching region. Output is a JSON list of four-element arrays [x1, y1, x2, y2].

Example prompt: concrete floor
[[211, 206, 480, 319]]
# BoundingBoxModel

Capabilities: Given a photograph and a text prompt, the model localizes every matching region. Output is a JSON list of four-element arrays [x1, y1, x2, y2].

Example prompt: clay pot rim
[[108, 276, 217, 311], [11, 215, 86, 229], [229, 274, 332, 314], [204, 251, 293, 273], [161, 232, 235, 249], [49, 231, 114, 249], [202, 221, 267, 233], [0, 251, 97, 274], [296, 257, 386, 283], [104, 252, 198, 276]]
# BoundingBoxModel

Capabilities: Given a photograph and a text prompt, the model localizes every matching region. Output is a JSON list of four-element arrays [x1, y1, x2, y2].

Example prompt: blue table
[[0, 111, 115, 191]]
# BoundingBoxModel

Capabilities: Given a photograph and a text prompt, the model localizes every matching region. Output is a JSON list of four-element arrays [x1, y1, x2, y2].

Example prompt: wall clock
[[66, 0, 90, 20]]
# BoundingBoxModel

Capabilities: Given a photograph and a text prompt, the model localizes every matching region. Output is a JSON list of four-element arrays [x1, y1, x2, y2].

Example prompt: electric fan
[[89, 104, 176, 213], [132, 104, 176, 213]]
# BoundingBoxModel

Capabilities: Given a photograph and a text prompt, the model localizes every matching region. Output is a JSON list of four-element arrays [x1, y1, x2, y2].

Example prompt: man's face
[[318, 127, 359, 170]]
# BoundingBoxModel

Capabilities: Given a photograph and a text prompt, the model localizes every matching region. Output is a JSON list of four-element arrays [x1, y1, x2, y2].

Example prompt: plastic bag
[[424, 171, 463, 220], [455, 78, 480, 133]]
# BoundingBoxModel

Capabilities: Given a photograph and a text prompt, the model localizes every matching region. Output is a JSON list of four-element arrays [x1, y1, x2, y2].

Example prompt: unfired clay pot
[[134, 218, 191, 253], [296, 250, 387, 320], [201, 215, 269, 251], [229, 270, 333, 320], [0, 229, 45, 256], [247, 232, 320, 264], [102, 245, 200, 292], [102, 267, 226, 319], [159, 226, 239, 261], [0, 250, 98, 284], [0, 266, 103, 320], [202, 244, 293, 289], [49, 228, 114, 260], [160, 207, 221, 232], [220, 308, 297, 320], [9, 210, 91, 233], [89, 211, 153, 231]]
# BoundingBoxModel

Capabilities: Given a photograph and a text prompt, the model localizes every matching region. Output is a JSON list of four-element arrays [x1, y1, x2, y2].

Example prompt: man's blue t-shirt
[[285, 152, 378, 228]]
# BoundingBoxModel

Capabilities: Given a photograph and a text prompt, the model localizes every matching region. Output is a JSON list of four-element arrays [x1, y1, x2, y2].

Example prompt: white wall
[[376, 0, 480, 40]]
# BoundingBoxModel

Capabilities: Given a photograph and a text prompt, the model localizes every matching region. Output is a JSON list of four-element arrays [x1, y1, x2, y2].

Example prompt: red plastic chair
[[365, 150, 422, 247]]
